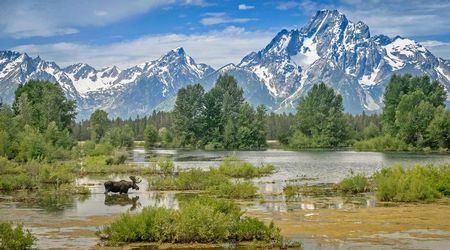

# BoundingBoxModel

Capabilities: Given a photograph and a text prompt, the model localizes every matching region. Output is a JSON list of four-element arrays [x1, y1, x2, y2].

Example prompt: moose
[[104, 176, 142, 194]]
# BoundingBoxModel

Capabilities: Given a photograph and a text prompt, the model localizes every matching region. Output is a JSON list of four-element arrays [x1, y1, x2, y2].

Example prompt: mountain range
[[1, 10, 449, 119]]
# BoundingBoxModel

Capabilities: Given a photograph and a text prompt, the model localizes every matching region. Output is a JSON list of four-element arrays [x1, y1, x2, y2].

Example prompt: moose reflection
[[104, 194, 141, 211], [104, 176, 142, 194]]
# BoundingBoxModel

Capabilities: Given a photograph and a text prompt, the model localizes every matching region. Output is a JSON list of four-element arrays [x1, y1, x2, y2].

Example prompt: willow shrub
[[99, 198, 280, 244], [337, 173, 370, 194], [374, 164, 450, 202], [214, 156, 274, 178], [0, 222, 35, 249]]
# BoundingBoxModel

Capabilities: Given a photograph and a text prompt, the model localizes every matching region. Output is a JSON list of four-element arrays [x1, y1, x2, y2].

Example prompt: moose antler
[[129, 176, 142, 183]]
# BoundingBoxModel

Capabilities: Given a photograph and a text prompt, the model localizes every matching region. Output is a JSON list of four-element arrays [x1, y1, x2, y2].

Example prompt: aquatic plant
[[374, 163, 450, 202], [0, 222, 35, 249], [156, 156, 175, 175], [214, 155, 275, 178], [98, 197, 281, 244], [337, 173, 370, 194], [208, 181, 257, 199]]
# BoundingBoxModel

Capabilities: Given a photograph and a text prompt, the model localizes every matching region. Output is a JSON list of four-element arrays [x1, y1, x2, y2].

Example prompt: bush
[[354, 135, 409, 151], [373, 164, 449, 202], [0, 222, 35, 249], [157, 157, 175, 175], [283, 185, 300, 200], [208, 181, 257, 199], [288, 131, 317, 149], [215, 156, 274, 178], [338, 173, 370, 194], [0, 174, 35, 192], [99, 197, 280, 244], [204, 142, 224, 150], [105, 149, 128, 165]]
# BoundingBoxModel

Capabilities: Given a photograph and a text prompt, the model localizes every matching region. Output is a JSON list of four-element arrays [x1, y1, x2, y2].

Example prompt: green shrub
[[0, 174, 35, 192], [288, 131, 318, 149], [208, 181, 257, 199], [283, 185, 300, 200], [99, 198, 280, 244], [338, 173, 370, 194], [234, 218, 280, 242], [106, 149, 128, 165], [0, 157, 20, 174], [373, 164, 448, 202], [354, 135, 409, 151], [0, 222, 35, 249], [204, 142, 224, 150], [157, 157, 175, 175], [215, 156, 274, 178]]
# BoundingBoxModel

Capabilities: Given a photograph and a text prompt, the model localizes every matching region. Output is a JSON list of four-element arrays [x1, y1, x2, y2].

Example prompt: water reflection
[[129, 148, 450, 184], [246, 194, 377, 213], [104, 194, 141, 211]]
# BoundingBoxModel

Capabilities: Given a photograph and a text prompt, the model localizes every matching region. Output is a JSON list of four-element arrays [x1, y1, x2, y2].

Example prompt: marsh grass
[[374, 164, 450, 202], [98, 197, 281, 244], [208, 181, 257, 199], [215, 156, 275, 178], [337, 173, 371, 194]]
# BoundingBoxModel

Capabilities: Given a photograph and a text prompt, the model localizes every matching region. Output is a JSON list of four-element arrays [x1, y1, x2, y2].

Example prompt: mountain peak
[[171, 47, 185, 56]]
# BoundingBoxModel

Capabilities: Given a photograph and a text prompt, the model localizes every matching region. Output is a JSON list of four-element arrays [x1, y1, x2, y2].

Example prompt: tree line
[[1, 73, 448, 164]]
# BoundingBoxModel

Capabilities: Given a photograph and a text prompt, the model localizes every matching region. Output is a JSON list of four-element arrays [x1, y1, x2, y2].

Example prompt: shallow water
[[0, 149, 449, 249]]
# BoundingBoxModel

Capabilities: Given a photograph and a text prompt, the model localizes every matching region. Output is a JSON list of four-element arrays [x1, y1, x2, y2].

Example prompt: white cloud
[[0, 0, 206, 38], [421, 40, 450, 60], [200, 12, 257, 25], [238, 4, 255, 10], [12, 27, 273, 69], [275, 0, 450, 37]]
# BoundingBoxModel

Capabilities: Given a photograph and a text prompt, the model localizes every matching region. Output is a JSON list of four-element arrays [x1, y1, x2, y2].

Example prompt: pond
[[0, 149, 449, 249]]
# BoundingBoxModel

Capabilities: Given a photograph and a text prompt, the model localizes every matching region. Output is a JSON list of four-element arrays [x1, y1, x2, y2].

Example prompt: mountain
[[0, 48, 214, 119], [1, 10, 450, 118], [220, 9, 450, 113]]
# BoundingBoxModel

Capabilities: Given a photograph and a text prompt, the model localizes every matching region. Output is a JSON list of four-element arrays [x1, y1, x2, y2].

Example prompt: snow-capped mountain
[[222, 9, 450, 113], [1, 9, 450, 118], [0, 47, 214, 119]]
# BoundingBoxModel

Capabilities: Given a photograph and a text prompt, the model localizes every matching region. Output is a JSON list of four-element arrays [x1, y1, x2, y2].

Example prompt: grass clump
[[283, 185, 301, 200], [148, 168, 258, 199], [0, 222, 35, 249], [156, 156, 175, 175], [337, 173, 370, 194], [208, 181, 257, 199], [99, 197, 281, 244], [373, 164, 450, 202], [215, 156, 274, 178]]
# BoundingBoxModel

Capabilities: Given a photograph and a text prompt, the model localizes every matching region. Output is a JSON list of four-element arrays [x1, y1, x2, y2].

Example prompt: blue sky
[[1, 0, 449, 69]]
